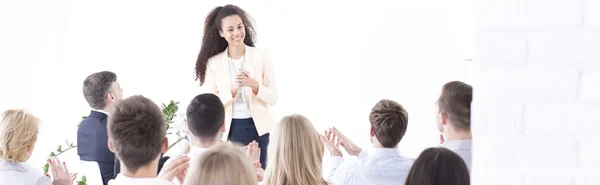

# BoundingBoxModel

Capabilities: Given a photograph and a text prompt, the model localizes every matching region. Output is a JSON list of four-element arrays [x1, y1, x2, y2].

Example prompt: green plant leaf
[[82, 175, 87, 181], [49, 152, 56, 157], [43, 163, 49, 174], [57, 145, 62, 152]]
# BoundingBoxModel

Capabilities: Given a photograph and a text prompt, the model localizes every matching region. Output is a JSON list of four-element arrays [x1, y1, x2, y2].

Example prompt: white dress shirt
[[0, 160, 51, 185], [327, 148, 414, 185], [229, 56, 252, 119], [440, 139, 472, 171], [92, 109, 109, 115], [108, 174, 172, 185]]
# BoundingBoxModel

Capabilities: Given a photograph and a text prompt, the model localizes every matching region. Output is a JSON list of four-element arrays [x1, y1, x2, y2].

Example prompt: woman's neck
[[228, 45, 245, 59]]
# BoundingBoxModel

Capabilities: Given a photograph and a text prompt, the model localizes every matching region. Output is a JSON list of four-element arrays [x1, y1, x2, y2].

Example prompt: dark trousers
[[97, 161, 114, 185], [228, 118, 269, 169]]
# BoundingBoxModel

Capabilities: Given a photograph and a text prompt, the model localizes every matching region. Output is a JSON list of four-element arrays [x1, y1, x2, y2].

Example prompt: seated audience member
[[323, 99, 414, 185], [0, 109, 73, 185], [106, 95, 189, 185], [262, 114, 328, 185], [436, 81, 473, 170], [183, 142, 257, 185], [164, 93, 261, 184], [405, 147, 470, 185], [78, 71, 122, 185], [180, 93, 227, 158]]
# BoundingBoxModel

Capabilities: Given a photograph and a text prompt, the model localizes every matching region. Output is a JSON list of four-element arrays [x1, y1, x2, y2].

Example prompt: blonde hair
[[0, 109, 40, 162], [263, 114, 327, 185], [183, 142, 257, 185]]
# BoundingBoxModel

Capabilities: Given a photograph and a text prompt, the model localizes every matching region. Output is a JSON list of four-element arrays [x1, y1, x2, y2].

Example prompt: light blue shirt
[[0, 160, 51, 185], [440, 139, 472, 171], [327, 148, 414, 185]]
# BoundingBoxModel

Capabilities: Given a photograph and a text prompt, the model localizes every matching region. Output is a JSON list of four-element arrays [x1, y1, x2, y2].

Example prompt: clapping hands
[[244, 141, 264, 181], [320, 127, 363, 157]]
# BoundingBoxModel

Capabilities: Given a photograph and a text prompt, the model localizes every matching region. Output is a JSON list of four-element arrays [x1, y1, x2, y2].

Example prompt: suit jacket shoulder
[[77, 111, 115, 162]]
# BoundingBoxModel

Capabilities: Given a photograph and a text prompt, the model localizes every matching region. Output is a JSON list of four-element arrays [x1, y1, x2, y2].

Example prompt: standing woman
[[195, 4, 277, 169]]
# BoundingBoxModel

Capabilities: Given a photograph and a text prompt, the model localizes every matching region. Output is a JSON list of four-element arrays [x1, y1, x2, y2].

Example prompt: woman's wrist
[[251, 82, 259, 94]]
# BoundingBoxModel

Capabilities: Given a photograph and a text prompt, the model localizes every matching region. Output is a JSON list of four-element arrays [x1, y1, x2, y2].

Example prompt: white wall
[[474, 0, 600, 184], [0, 0, 472, 171]]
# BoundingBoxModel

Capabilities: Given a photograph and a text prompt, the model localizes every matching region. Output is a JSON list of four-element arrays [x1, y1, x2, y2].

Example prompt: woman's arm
[[253, 51, 277, 106]]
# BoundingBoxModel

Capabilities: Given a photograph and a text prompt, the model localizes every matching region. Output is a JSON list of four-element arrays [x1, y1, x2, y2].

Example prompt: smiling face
[[219, 15, 245, 47]]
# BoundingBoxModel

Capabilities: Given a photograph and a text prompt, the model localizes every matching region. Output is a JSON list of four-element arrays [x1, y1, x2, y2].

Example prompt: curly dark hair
[[195, 5, 256, 85]]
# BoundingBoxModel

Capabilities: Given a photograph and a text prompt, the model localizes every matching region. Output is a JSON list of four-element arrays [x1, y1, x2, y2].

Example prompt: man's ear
[[369, 127, 375, 137], [161, 138, 169, 153], [184, 119, 190, 132], [108, 92, 115, 101], [440, 113, 448, 126], [108, 139, 116, 153], [220, 121, 226, 132]]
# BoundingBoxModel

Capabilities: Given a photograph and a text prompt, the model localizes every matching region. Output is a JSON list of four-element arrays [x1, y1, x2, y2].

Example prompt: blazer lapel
[[221, 47, 232, 97]]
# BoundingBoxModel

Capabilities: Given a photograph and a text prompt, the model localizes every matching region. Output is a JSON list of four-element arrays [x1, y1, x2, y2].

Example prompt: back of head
[[107, 95, 166, 173], [186, 93, 225, 139], [264, 114, 327, 185], [83, 71, 117, 110], [437, 81, 473, 130], [405, 147, 470, 185], [196, 4, 256, 85], [184, 142, 257, 185], [0, 109, 39, 162], [369, 99, 409, 148]]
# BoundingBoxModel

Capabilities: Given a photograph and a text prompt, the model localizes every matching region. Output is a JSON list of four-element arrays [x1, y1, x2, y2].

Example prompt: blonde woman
[[262, 114, 328, 185], [0, 109, 73, 185], [183, 142, 257, 185]]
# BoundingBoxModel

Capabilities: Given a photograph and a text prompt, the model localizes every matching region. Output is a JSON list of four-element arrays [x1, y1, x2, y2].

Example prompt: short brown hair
[[108, 95, 165, 173], [437, 81, 472, 130], [83, 71, 117, 110], [369, 99, 409, 148]]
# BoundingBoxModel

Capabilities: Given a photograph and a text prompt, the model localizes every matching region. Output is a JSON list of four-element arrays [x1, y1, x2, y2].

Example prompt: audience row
[[0, 71, 473, 185]]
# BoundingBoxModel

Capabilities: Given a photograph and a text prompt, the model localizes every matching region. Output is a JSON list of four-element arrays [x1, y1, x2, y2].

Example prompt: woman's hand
[[244, 141, 261, 163], [48, 158, 72, 185], [330, 127, 362, 156], [236, 70, 259, 93], [252, 159, 265, 182], [320, 129, 343, 157], [157, 155, 190, 183]]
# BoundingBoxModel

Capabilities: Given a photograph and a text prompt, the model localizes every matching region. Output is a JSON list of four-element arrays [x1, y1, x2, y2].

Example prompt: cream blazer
[[205, 45, 277, 137]]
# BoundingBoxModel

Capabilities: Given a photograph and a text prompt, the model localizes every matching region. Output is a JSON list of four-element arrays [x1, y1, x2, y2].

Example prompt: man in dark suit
[[77, 71, 123, 185]]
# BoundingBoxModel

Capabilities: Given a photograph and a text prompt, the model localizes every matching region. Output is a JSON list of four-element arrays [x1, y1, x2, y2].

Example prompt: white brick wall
[[478, 0, 582, 27], [475, 0, 600, 184], [585, 0, 600, 27]]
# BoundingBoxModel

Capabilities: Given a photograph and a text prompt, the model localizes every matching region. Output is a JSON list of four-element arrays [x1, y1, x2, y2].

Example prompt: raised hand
[[70, 173, 77, 183], [321, 129, 343, 157], [253, 160, 265, 182], [48, 158, 72, 185], [157, 155, 190, 183], [244, 141, 261, 164], [330, 127, 362, 156]]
